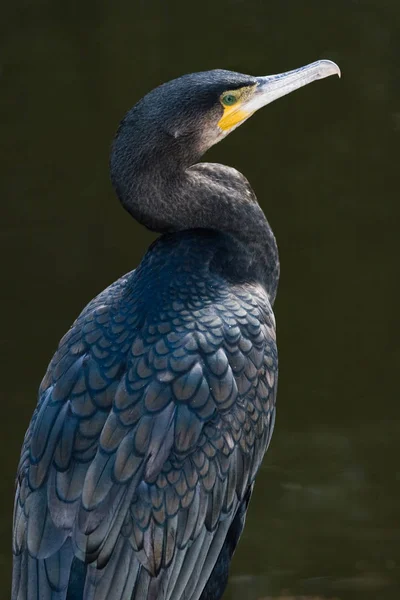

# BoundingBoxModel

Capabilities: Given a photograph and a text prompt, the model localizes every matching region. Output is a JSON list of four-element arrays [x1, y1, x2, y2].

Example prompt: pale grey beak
[[246, 59, 341, 112]]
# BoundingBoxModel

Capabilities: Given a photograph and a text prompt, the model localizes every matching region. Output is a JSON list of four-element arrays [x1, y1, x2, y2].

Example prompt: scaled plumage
[[13, 232, 277, 600]]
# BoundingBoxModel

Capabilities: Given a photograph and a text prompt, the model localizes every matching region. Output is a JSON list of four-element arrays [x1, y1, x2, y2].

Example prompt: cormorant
[[12, 60, 340, 600]]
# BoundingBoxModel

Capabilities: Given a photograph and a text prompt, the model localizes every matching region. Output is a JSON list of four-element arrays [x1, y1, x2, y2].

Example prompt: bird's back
[[12, 229, 278, 600]]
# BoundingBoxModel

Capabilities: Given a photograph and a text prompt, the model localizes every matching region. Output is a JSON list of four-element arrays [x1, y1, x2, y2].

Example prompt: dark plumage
[[12, 61, 339, 600]]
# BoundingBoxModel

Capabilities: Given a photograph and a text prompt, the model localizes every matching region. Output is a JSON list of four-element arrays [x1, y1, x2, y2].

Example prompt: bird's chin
[[199, 115, 253, 151], [196, 127, 227, 154], [212, 114, 252, 145], [223, 113, 254, 135]]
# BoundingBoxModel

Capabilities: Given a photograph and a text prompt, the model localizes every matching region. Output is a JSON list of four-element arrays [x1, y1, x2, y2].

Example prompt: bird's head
[[116, 60, 340, 168]]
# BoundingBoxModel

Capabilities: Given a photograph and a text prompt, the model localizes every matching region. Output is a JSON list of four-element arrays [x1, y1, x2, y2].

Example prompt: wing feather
[[12, 266, 278, 600]]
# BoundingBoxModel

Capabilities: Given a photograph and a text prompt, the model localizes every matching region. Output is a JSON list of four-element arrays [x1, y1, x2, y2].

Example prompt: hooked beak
[[249, 59, 341, 113], [218, 60, 340, 133]]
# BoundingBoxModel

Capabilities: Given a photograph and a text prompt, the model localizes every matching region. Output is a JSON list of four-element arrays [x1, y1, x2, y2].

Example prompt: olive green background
[[1, 1, 399, 598]]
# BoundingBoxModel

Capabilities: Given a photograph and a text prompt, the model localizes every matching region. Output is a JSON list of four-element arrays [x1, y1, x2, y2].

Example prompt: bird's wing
[[12, 277, 277, 600]]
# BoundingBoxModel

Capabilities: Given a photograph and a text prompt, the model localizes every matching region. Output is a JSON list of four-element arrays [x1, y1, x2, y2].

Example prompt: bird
[[12, 59, 340, 600]]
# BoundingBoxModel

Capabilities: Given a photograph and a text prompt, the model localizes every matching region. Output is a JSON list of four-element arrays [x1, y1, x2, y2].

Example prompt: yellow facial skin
[[218, 85, 257, 132]]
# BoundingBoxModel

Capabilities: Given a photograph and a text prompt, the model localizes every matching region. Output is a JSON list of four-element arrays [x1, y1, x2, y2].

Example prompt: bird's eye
[[221, 94, 237, 106]]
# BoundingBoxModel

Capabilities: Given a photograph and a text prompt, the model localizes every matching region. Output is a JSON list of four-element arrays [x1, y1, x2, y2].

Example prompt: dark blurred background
[[1, 1, 399, 598]]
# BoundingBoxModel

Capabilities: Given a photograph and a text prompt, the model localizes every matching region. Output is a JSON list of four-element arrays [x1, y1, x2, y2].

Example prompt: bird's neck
[[111, 151, 279, 303]]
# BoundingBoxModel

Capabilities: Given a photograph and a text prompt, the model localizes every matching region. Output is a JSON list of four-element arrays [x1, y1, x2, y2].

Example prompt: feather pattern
[[12, 230, 278, 600]]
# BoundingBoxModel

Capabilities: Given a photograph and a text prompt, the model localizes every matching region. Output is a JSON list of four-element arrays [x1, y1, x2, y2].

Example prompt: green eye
[[221, 94, 237, 106]]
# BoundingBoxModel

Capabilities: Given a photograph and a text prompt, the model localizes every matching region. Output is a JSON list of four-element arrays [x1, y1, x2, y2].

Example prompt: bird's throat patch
[[218, 106, 253, 131]]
